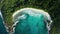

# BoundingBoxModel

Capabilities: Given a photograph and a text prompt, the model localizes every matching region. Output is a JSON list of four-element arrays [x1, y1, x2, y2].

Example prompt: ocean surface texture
[[0, 11, 8, 34]]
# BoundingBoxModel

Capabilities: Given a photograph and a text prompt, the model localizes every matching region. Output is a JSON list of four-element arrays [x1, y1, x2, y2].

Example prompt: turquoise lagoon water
[[14, 10, 48, 34]]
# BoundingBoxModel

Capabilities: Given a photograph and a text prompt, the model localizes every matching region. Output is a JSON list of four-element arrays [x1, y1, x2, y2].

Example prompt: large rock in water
[[0, 11, 8, 34], [12, 8, 52, 34]]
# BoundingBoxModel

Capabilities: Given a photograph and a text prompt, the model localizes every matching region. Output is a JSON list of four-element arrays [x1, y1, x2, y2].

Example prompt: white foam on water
[[12, 8, 53, 34]]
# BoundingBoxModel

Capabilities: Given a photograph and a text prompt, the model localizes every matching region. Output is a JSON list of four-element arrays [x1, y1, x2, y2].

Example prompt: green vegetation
[[0, 0, 60, 34]]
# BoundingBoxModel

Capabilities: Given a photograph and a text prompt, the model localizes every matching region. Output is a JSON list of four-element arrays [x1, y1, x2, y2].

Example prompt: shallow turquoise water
[[14, 13, 48, 34], [0, 16, 8, 34]]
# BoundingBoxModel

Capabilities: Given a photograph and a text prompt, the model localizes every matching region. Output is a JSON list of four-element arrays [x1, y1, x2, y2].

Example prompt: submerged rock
[[12, 8, 52, 34]]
